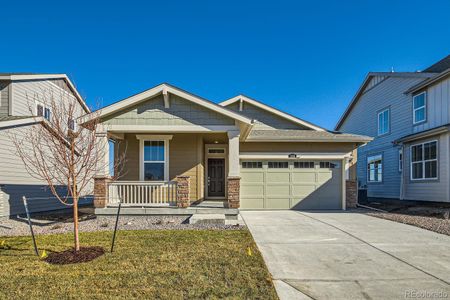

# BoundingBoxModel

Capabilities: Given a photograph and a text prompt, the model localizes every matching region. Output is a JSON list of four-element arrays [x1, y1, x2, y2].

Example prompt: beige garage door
[[240, 160, 343, 210]]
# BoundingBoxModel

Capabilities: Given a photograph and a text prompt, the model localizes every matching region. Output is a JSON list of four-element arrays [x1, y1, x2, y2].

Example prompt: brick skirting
[[94, 177, 111, 208]]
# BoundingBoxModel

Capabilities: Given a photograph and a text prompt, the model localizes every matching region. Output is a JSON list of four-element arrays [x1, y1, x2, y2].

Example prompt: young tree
[[9, 89, 126, 251]]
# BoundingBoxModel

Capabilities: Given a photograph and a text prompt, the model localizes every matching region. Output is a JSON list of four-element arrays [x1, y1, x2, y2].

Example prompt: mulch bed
[[45, 246, 105, 265]]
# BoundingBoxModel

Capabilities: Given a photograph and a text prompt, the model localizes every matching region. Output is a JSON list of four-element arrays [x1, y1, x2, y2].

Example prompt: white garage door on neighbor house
[[240, 160, 343, 210]]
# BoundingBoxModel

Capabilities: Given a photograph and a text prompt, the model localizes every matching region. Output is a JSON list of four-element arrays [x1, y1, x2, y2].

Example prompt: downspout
[[399, 144, 405, 200]]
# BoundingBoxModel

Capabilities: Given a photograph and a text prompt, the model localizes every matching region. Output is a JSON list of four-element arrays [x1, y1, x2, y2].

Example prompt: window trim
[[137, 135, 172, 182], [410, 140, 438, 181], [367, 154, 383, 183], [377, 107, 390, 136], [413, 92, 427, 125]]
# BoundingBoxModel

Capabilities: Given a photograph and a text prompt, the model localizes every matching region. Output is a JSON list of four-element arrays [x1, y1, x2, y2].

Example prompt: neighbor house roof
[[405, 68, 450, 95], [81, 83, 253, 125], [334, 72, 435, 131], [0, 73, 90, 113], [246, 129, 372, 143], [423, 55, 450, 73], [220, 95, 326, 131]]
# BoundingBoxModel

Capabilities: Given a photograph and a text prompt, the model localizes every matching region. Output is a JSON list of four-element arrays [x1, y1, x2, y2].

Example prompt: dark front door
[[208, 158, 225, 197]]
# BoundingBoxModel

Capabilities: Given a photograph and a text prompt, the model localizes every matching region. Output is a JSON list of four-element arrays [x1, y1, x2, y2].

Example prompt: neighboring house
[[0, 73, 90, 217], [84, 83, 371, 211], [336, 55, 450, 203]]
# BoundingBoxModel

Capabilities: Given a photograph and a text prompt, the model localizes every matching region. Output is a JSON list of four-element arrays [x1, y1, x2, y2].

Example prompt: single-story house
[[84, 83, 371, 210]]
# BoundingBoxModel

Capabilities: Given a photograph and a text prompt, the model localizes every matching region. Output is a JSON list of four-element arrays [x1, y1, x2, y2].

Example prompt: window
[[411, 141, 437, 180], [367, 154, 382, 182], [208, 148, 225, 154], [242, 161, 262, 169], [294, 161, 315, 168], [319, 161, 336, 169], [268, 161, 288, 168], [44, 107, 51, 121], [413, 92, 426, 124], [377, 108, 390, 135], [143, 141, 166, 181], [68, 118, 75, 131], [36, 104, 44, 116], [398, 149, 403, 172]]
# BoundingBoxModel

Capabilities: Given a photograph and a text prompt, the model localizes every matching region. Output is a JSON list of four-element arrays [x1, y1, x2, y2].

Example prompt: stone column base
[[227, 176, 241, 209], [94, 177, 111, 208], [346, 180, 357, 208], [176, 176, 190, 208]]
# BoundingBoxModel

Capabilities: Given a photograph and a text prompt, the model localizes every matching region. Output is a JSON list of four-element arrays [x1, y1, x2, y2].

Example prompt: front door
[[208, 158, 225, 197]]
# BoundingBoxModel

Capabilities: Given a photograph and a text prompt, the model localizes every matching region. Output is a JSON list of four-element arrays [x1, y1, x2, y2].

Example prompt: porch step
[[189, 214, 225, 225]]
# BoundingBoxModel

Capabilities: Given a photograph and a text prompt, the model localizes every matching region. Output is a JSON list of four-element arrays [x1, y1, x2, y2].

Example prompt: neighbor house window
[[268, 161, 288, 168], [68, 118, 75, 131], [319, 162, 336, 169], [413, 92, 426, 124], [242, 161, 262, 169], [367, 154, 382, 182], [143, 141, 166, 181], [36, 104, 44, 116], [377, 108, 390, 136], [411, 141, 437, 180], [398, 149, 403, 172], [294, 161, 314, 168], [44, 107, 51, 121]]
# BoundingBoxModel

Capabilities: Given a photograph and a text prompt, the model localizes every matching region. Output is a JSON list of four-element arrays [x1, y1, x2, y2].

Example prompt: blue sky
[[2, 0, 450, 130]]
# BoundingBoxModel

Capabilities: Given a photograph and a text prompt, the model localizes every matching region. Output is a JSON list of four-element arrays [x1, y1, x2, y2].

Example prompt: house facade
[[0, 74, 90, 217], [336, 55, 450, 203], [87, 83, 371, 211]]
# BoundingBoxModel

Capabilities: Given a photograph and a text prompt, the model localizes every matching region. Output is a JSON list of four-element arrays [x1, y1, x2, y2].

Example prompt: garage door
[[240, 160, 343, 210]]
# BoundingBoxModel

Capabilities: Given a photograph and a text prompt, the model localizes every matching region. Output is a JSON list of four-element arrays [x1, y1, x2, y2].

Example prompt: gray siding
[[340, 76, 426, 199], [225, 102, 309, 130], [103, 94, 235, 126], [402, 133, 450, 202], [413, 77, 450, 133], [11, 79, 84, 117], [0, 81, 10, 116], [363, 75, 387, 93]]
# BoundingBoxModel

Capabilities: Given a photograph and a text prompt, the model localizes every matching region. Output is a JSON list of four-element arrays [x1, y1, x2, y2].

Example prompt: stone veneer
[[227, 176, 241, 209], [176, 176, 190, 208], [346, 180, 357, 208], [94, 177, 111, 208]]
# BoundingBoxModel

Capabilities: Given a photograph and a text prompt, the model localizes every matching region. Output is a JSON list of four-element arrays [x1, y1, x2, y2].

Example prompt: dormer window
[[413, 92, 426, 124]]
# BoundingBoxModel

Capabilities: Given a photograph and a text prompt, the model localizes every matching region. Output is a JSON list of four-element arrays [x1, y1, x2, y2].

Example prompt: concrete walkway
[[241, 211, 450, 300]]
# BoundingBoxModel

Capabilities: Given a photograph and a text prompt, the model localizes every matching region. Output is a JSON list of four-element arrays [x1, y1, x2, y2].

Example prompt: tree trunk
[[73, 197, 80, 251]]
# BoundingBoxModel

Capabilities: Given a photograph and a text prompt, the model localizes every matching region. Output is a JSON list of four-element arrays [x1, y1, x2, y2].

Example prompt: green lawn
[[0, 229, 278, 299]]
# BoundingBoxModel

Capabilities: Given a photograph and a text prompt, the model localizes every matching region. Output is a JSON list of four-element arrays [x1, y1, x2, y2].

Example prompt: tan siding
[[104, 94, 235, 126], [226, 102, 309, 130], [240, 142, 356, 153], [0, 81, 10, 116]]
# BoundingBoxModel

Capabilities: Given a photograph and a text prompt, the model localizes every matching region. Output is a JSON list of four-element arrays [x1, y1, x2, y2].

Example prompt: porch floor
[[95, 200, 238, 216]]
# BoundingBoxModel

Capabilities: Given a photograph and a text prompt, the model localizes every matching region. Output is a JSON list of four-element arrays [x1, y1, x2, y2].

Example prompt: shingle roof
[[246, 129, 372, 143], [423, 55, 450, 73]]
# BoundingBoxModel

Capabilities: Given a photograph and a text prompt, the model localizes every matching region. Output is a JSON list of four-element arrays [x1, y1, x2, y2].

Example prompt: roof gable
[[82, 83, 252, 125], [220, 95, 325, 131]]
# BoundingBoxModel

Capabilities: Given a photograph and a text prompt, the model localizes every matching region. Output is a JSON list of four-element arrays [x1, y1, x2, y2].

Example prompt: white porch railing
[[108, 181, 178, 206]]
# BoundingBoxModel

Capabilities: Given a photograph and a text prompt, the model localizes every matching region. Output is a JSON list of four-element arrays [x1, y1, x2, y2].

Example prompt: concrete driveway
[[241, 211, 450, 300]]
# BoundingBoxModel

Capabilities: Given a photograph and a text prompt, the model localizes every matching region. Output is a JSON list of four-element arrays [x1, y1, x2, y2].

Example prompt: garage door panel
[[240, 160, 342, 210], [240, 198, 264, 209], [292, 172, 316, 183], [266, 172, 290, 182], [292, 184, 316, 197], [241, 172, 264, 182], [241, 184, 264, 197], [265, 198, 290, 209]]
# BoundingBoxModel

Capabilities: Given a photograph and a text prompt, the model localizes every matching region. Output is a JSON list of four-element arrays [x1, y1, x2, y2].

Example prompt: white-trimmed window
[[377, 108, 390, 136], [411, 141, 437, 180], [44, 107, 51, 121], [398, 149, 403, 172], [413, 92, 426, 124], [138, 135, 172, 181], [367, 154, 382, 182]]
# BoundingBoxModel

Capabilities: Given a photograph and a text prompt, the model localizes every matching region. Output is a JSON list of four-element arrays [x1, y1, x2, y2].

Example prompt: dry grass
[[0, 229, 278, 299]]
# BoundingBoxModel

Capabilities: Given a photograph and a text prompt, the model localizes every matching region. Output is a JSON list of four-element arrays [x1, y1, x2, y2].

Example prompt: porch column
[[227, 130, 241, 208], [94, 130, 110, 208]]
